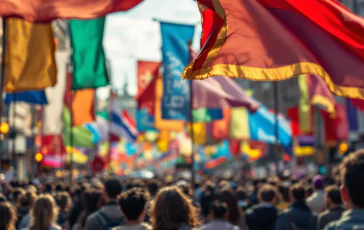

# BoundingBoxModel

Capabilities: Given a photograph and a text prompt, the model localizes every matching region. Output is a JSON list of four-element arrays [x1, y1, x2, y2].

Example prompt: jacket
[[318, 206, 345, 230], [306, 190, 325, 215], [275, 201, 317, 230], [246, 203, 278, 230], [201, 220, 240, 230], [112, 223, 151, 230], [22, 225, 61, 230], [324, 210, 364, 230], [84, 201, 123, 230]]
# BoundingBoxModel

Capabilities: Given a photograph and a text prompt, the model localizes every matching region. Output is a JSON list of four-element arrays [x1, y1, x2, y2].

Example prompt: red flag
[[136, 61, 160, 97], [322, 104, 349, 142], [308, 75, 335, 113], [0, 0, 142, 22], [351, 99, 364, 111], [185, 0, 364, 99]]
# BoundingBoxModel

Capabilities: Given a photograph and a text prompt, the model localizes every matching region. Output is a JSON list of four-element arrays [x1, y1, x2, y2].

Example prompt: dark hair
[[147, 180, 160, 197], [278, 184, 290, 202], [150, 186, 200, 230], [215, 187, 242, 224], [104, 178, 122, 199], [340, 150, 364, 208], [55, 192, 72, 212], [210, 201, 228, 219], [118, 188, 149, 221], [0, 194, 8, 203], [236, 187, 247, 201], [12, 188, 24, 205], [325, 185, 342, 205], [18, 191, 37, 208], [200, 182, 215, 218], [0, 202, 17, 230], [78, 189, 102, 229], [258, 184, 278, 203], [290, 184, 306, 202]]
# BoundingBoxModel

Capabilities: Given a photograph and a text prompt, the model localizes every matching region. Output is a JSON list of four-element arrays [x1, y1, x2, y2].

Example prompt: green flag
[[70, 17, 109, 90], [192, 108, 223, 122], [63, 108, 94, 148]]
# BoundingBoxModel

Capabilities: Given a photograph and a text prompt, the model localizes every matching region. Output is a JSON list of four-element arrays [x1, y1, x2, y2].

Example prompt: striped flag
[[109, 101, 137, 142]]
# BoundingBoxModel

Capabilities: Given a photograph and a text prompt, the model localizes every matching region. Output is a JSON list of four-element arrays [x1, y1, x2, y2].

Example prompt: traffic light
[[35, 152, 43, 162]]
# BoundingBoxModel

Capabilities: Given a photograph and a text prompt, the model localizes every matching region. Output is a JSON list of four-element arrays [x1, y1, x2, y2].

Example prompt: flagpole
[[69, 85, 74, 184], [108, 87, 113, 174], [273, 82, 280, 175], [0, 19, 6, 142], [188, 41, 196, 191], [11, 94, 16, 178]]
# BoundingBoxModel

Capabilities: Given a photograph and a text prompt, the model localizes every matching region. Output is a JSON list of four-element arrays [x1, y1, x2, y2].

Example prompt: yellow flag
[[154, 78, 184, 131], [5, 18, 56, 92], [229, 107, 250, 139], [298, 75, 312, 134], [191, 123, 206, 145]]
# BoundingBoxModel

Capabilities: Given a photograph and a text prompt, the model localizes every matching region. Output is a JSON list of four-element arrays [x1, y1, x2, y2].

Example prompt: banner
[[5, 91, 48, 105], [137, 61, 160, 96], [160, 22, 195, 120], [137, 109, 156, 132]]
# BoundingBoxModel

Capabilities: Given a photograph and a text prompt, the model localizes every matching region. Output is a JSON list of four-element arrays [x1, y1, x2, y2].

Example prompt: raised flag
[[298, 75, 311, 134], [43, 51, 69, 135], [185, 0, 364, 99], [109, 100, 138, 142], [0, 0, 142, 23], [322, 104, 349, 142], [160, 22, 195, 120], [308, 75, 335, 113], [4, 18, 56, 92], [137, 61, 160, 96], [346, 99, 358, 132], [5, 91, 48, 105], [137, 109, 156, 132], [70, 17, 109, 90], [229, 107, 250, 140], [212, 109, 230, 140]]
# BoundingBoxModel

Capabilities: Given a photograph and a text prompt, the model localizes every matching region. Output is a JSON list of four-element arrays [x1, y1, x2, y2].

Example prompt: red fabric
[[229, 139, 241, 156], [205, 157, 227, 169], [351, 99, 364, 111], [38, 135, 65, 156], [287, 107, 300, 136], [322, 104, 349, 142], [212, 109, 230, 140], [136, 61, 160, 97], [0, 0, 142, 22]]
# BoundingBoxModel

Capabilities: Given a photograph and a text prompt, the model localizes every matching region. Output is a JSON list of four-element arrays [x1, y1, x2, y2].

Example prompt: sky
[[97, 0, 202, 99]]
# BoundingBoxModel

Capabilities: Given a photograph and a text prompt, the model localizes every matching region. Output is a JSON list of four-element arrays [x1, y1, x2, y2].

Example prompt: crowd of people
[[0, 149, 364, 230]]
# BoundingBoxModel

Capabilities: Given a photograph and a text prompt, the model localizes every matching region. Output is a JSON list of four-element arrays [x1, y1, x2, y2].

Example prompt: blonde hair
[[0, 202, 17, 230], [30, 194, 59, 230]]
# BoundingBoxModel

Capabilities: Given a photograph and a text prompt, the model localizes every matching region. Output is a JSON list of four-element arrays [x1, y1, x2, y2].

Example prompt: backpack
[[96, 211, 124, 230]]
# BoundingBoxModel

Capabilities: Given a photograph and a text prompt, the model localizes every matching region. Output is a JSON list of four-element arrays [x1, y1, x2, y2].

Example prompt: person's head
[[0, 202, 17, 230], [55, 192, 72, 213], [103, 178, 122, 201], [147, 179, 160, 198], [258, 184, 279, 205], [312, 175, 324, 191], [215, 187, 242, 224], [278, 184, 290, 202], [82, 188, 102, 214], [200, 182, 215, 218], [340, 150, 364, 209], [290, 184, 306, 202], [0, 194, 8, 203], [18, 191, 37, 209], [305, 186, 313, 198], [150, 186, 200, 230], [12, 187, 25, 205], [325, 185, 342, 208], [25, 185, 37, 194], [118, 188, 149, 223], [177, 181, 192, 197], [210, 201, 228, 220], [30, 194, 59, 230], [236, 187, 248, 202]]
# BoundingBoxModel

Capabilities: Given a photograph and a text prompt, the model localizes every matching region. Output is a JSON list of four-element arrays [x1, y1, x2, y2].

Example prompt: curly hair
[[150, 186, 200, 230]]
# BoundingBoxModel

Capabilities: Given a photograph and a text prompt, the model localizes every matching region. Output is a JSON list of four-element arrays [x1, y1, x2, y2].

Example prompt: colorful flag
[[322, 104, 349, 142], [0, 0, 142, 22], [43, 51, 69, 135], [229, 107, 250, 140], [191, 123, 207, 145], [184, 0, 364, 99], [308, 75, 335, 113], [346, 99, 358, 132], [212, 109, 230, 140], [69, 17, 109, 90], [137, 61, 160, 96], [137, 109, 156, 132], [5, 91, 48, 105], [4, 18, 56, 92], [298, 75, 312, 134], [160, 22, 195, 120], [192, 108, 223, 122], [109, 101, 138, 142]]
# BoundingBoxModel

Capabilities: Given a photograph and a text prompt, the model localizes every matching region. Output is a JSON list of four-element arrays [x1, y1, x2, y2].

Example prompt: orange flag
[[185, 0, 364, 99], [212, 109, 230, 140]]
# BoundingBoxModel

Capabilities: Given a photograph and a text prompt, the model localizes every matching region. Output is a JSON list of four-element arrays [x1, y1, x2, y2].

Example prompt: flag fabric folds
[[229, 107, 250, 140], [137, 61, 160, 96], [298, 75, 312, 134], [308, 75, 335, 113], [185, 0, 364, 99], [160, 22, 195, 120], [70, 89, 95, 126], [5, 90, 48, 105], [109, 101, 138, 142], [69, 18, 109, 90], [0, 0, 142, 22], [5, 18, 56, 92], [43, 51, 69, 135]]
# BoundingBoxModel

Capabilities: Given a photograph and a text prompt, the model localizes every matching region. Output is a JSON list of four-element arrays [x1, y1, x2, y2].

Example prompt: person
[[317, 185, 344, 230], [306, 175, 325, 215], [113, 188, 151, 230], [17, 192, 37, 230], [73, 189, 102, 230], [275, 184, 317, 230], [199, 182, 215, 222], [149, 186, 200, 230], [69, 184, 87, 229], [215, 187, 249, 230], [325, 150, 364, 229], [246, 184, 279, 230], [146, 180, 159, 200], [23, 194, 61, 230], [277, 184, 290, 211], [0, 202, 17, 230], [55, 192, 72, 230], [84, 178, 123, 230], [236, 187, 249, 212], [201, 201, 240, 230]]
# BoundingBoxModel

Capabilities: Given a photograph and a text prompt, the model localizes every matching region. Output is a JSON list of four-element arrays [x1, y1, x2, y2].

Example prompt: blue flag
[[346, 99, 358, 132], [160, 22, 195, 120], [4, 90, 48, 105], [137, 109, 156, 132], [249, 106, 292, 147]]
